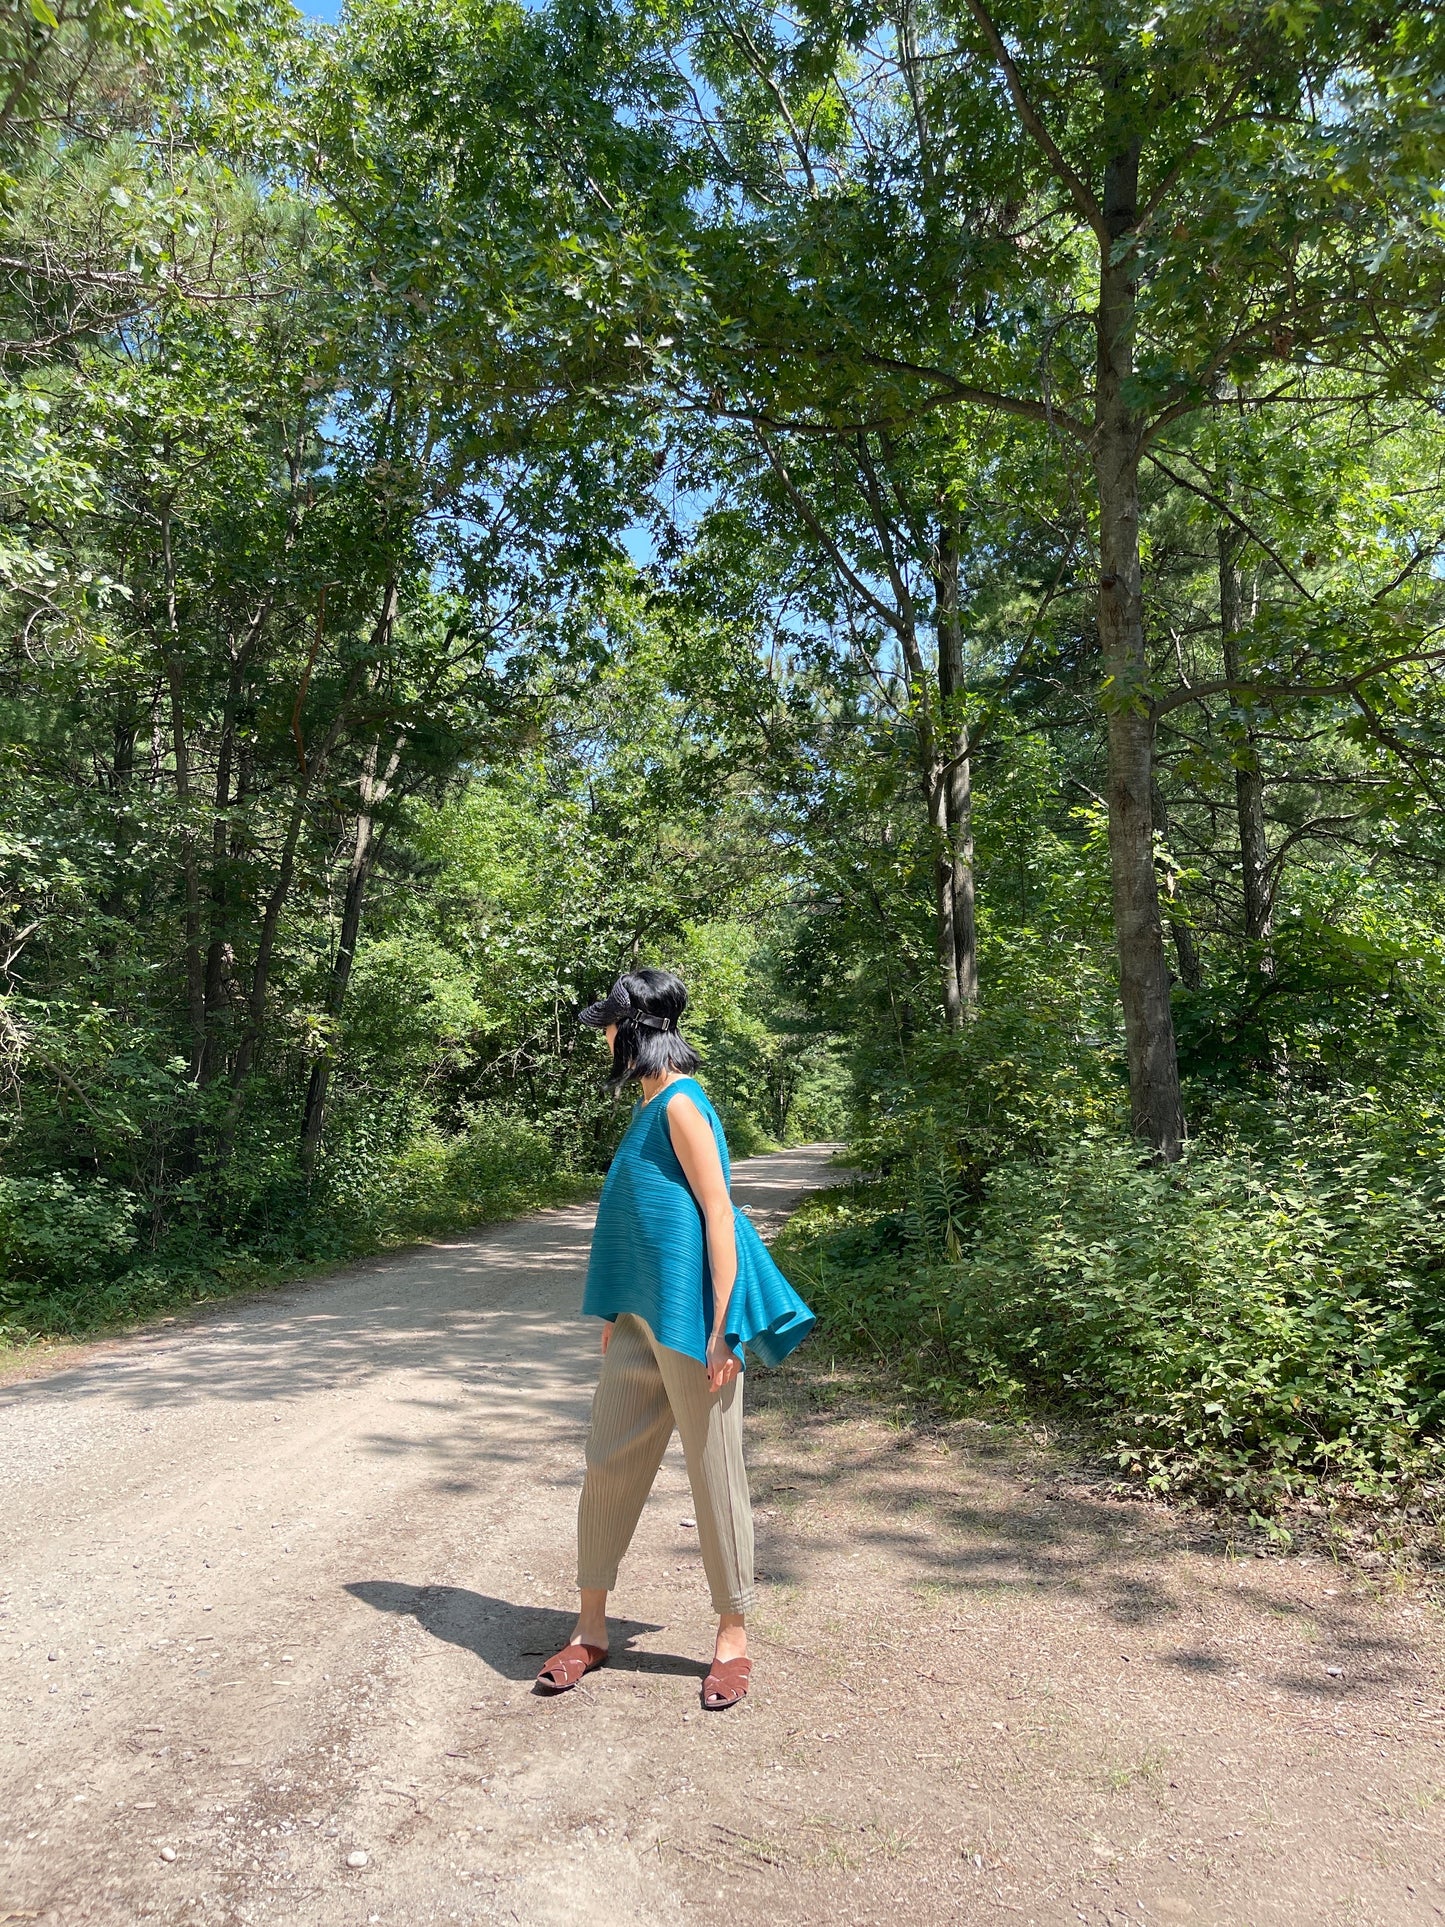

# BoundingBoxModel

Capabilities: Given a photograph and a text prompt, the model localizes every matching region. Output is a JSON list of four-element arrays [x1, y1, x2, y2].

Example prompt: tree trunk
[[231, 618, 366, 1095], [934, 523, 978, 1012], [1150, 777, 1203, 991], [298, 702, 406, 1173], [299, 795, 380, 1175], [945, 749, 977, 1003], [198, 660, 241, 1089], [927, 758, 963, 1029], [99, 701, 139, 929], [1218, 525, 1272, 950], [1094, 143, 1185, 1159], [231, 783, 308, 1091], [161, 503, 206, 1081], [894, 609, 967, 1031]]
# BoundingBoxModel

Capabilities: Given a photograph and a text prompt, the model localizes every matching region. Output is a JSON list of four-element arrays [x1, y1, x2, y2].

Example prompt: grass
[[0, 1163, 597, 1363]]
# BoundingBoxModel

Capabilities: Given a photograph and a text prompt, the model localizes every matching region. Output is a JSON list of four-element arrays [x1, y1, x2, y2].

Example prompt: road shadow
[[742, 1373, 1425, 1697], [346, 1580, 706, 1682], [0, 1145, 840, 1418]]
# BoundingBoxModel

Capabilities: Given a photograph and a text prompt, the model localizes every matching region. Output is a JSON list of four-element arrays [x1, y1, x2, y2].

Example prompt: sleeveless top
[[581, 1076, 816, 1369]]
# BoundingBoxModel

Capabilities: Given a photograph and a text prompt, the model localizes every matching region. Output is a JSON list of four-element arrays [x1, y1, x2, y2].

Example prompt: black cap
[[579, 979, 633, 1029], [579, 977, 677, 1032]]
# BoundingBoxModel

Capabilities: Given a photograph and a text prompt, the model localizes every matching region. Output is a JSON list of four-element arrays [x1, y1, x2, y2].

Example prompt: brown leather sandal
[[535, 1642, 608, 1693], [702, 1655, 751, 1711]]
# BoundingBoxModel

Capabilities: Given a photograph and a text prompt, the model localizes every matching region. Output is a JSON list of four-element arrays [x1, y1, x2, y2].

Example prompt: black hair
[[605, 968, 701, 1090]]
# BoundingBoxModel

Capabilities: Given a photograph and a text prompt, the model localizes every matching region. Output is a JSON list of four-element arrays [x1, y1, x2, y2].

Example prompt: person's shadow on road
[[346, 1580, 705, 1684]]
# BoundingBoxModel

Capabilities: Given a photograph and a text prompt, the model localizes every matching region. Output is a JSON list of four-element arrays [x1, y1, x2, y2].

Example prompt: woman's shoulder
[[659, 1075, 713, 1114]]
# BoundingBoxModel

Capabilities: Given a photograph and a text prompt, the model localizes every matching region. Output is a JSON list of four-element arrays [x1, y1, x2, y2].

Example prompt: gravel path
[[2, 1143, 1444, 1926]]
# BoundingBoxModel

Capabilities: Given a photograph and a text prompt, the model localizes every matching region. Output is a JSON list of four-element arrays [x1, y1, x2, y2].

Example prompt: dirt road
[[3, 1144, 1444, 1927]]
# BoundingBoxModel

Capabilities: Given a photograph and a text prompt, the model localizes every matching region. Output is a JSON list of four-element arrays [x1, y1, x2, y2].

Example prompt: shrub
[[779, 1099, 1445, 1508], [0, 1173, 142, 1332], [0, 1109, 596, 1343], [345, 1109, 585, 1242], [849, 932, 1125, 1195]]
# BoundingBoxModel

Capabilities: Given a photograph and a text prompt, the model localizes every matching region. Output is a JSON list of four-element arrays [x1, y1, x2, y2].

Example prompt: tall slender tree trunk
[[894, 603, 971, 1031], [160, 502, 206, 1081], [230, 614, 362, 1096], [915, 689, 973, 1030], [934, 524, 978, 1014], [945, 750, 977, 1003], [232, 782, 309, 1092], [198, 660, 241, 1089], [100, 701, 138, 930], [298, 798, 381, 1175], [846, 437, 977, 1029], [1218, 525, 1272, 950], [298, 682, 405, 1174], [218, 743, 330, 1170], [1151, 776, 1203, 991], [927, 758, 963, 1028], [1095, 144, 1185, 1160]]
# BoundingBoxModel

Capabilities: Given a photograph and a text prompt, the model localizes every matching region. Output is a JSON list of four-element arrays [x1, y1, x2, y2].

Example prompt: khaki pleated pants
[[577, 1313, 755, 1615]]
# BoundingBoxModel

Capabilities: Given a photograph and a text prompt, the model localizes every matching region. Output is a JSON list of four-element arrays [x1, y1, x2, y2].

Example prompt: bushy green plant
[[0, 1173, 142, 1332], [0, 1163, 139, 1302], [1175, 897, 1445, 1097], [339, 1109, 589, 1243], [667, 917, 849, 1149], [781, 1096, 1445, 1508], [0, 1106, 597, 1343], [965, 1134, 1445, 1503], [850, 931, 1124, 1195]]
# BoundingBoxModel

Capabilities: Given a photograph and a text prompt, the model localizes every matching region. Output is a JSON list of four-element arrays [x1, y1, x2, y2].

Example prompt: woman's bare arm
[[667, 1093, 741, 1390]]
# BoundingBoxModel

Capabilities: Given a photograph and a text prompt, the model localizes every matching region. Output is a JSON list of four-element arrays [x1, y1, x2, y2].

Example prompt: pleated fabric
[[581, 1076, 815, 1368], [577, 1313, 754, 1613]]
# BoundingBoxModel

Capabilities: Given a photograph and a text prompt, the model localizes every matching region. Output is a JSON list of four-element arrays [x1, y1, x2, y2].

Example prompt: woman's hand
[[706, 1329, 741, 1393], [601, 1320, 613, 1355]]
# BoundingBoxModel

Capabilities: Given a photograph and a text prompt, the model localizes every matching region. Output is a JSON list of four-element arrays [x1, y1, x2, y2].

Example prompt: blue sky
[[299, 1, 344, 20]]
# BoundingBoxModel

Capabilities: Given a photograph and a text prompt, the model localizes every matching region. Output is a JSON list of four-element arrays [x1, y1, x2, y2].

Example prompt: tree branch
[[968, 535, 1084, 754], [1371, 527, 1445, 605], [961, 0, 1107, 244], [852, 435, 929, 683], [710, 345, 1087, 441], [1136, 85, 1249, 229], [1349, 689, 1445, 809], [727, 17, 819, 195], [1144, 449, 1312, 596], [1150, 645, 1445, 720], [1266, 813, 1371, 877], [757, 432, 910, 642]]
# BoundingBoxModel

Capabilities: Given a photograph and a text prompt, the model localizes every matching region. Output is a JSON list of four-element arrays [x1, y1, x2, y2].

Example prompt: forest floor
[[2, 1145, 1444, 1927]]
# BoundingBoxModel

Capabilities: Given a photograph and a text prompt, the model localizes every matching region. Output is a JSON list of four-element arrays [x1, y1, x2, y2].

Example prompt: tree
[[651, 0, 1445, 1155], [0, 0, 694, 1210], [678, 407, 1082, 1025], [1138, 380, 1445, 1080]]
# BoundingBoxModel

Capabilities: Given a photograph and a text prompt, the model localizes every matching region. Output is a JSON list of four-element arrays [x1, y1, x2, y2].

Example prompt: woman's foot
[[570, 1588, 609, 1655], [712, 1611, 747, 1667], [703, 1611, 749, 1708], [535, 1642, 607, 1693], [536, 1590, 610, 1693]]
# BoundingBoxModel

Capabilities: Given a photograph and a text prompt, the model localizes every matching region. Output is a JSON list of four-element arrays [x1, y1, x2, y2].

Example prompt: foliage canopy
[[5, 0, 1445, 1509]]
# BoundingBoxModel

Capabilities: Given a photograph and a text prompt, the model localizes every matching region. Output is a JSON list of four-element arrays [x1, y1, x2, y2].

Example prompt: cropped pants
[[576, 1313, 755, 1615]]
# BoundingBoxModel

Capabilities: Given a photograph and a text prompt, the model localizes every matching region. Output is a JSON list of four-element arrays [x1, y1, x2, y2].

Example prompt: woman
[[535, 967, 814, 1711]]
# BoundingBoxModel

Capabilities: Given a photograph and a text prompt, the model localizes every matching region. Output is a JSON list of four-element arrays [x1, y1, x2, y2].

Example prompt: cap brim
[[579, 1001, 611, 1028]]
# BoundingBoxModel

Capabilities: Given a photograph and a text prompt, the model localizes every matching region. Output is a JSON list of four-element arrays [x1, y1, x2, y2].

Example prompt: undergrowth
[[0, 1111, 596, 1347], [776, 1093, 1445, 1513]]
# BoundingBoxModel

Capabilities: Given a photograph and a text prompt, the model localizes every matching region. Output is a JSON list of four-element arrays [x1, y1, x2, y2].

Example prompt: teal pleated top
[[581, 1076, 815, 1369]]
